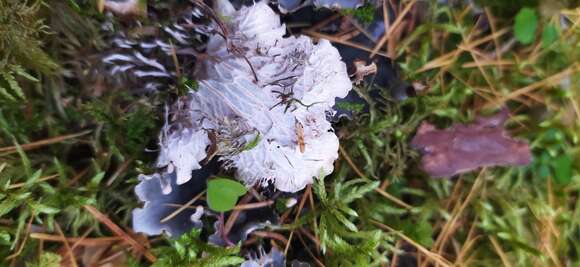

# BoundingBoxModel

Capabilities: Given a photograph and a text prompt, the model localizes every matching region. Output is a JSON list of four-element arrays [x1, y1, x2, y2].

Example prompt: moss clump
[[0, 0, 58, 74]]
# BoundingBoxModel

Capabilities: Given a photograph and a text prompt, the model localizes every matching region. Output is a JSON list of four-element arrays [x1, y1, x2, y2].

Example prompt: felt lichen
[[153, 1, 352, 192]]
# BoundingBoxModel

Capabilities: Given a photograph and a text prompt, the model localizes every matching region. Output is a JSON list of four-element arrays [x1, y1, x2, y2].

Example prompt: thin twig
[[371, 0, 417, 57], [98, 250, 126, 266], [224, 193, 253, 235], [484, 7, 502, 74], [160, 190, 205, 223], [106, 158, 133, 186], [339, 145, 412, 209], [304, 30, 391, 59], [371, 220, 452, 267], [489, 236, 513, 267], [233, 200, 274, 211], [251, 231, 289, 245], [432, 170, 486, 262], [6, 212, 35, 261], [30, 236, 124, 247], [461, 60, 514, 68], [296, 230, 326, 267], [374, 187, 413, 210], [417, 27, 510, 73], [70, 227, 95, 250], [0, 130, 92, 154], [55, 222, 78, 267], [484, 64, 578, 108], [7, 174, 59, 189], [284, 185, 311, 256], [83, 205, 156, 263]]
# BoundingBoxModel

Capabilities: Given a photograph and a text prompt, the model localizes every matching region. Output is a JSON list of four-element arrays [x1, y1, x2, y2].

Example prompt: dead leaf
[[351, 59, 377, 85], [411, 109, 532, 177]]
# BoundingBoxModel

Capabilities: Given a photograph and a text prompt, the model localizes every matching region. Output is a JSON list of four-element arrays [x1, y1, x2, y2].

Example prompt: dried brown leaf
[[351, 60, 378, 85], [411, 109, 532, 177]]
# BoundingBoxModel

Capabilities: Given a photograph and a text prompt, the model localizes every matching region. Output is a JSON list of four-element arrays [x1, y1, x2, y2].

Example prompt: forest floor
[[0, 0, 579, 266]]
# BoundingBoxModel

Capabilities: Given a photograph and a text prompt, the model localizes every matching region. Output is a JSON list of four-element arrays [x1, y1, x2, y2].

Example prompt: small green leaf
[[330, 208, 358, 231], [0, 86, 16, 101], [0, 231, 11, 245], [88, 172, 106, 188], [12, 65, 38, 82], [414, 220, 434, 247], [14, 139, 32, 177], [207, 178, 247, 212], [538, 164, 551, 178], [178, 77, 198, 95], [30, 202, 60, 215], [514, 8, 538, 44], [1, 72, 26, 100], [24, 169, 42, 189], [541, 24, 559, 48], [242, 133, 261, 151], [0, 199, 19, 217], [552, 154, 572, 185], [66, 0, 81, 11], [53, 158, 67, 185]]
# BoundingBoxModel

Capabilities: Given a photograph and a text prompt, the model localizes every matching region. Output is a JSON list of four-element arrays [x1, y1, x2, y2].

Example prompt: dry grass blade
[[299, 228, 321, 250], [296, 230, 326, 267], [417, 27, 510, 73], [98, 250, 126, 266], [224, 193, 253, 235], [485, 64, 579, 108], [466, 48, 499, 95], [251, 231, 289, 245], [233, 200, 274, 210], [389, 240, 402, 267], [453, 216, 480, 266], [72, 227, 95, 250], [30, 233, 124, 246], [0, 130, 92, 154], [484, 7, 502, 73], [160, 190, 205, 223], [7, 174, 59, 189], [374, 187, 413, 210], [339, 145, 412, 209], [344, 16, 376, 43], [489, 236, 513, 267], [55, 222, 78, 267], [306, 13, 340, 32], [284, 185, 311, 255], [371, 0, 417, 57], [371, 220, 452, 267], [461, 60, 514, 68], [304, 30, 391, 58], [83, 205, 156, 262], [430, 170, 486, 264], [106, 158, 133, 186], [6, 212, 35, 261]]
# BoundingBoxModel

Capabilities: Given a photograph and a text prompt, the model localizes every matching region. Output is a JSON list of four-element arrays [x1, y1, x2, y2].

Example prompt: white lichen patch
[[155, 1, 351, 192]]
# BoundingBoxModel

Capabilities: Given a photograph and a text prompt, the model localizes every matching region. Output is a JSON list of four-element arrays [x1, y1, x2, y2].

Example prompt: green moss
[[0, 0, 59, 74], [342, 4, 376, 25]]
